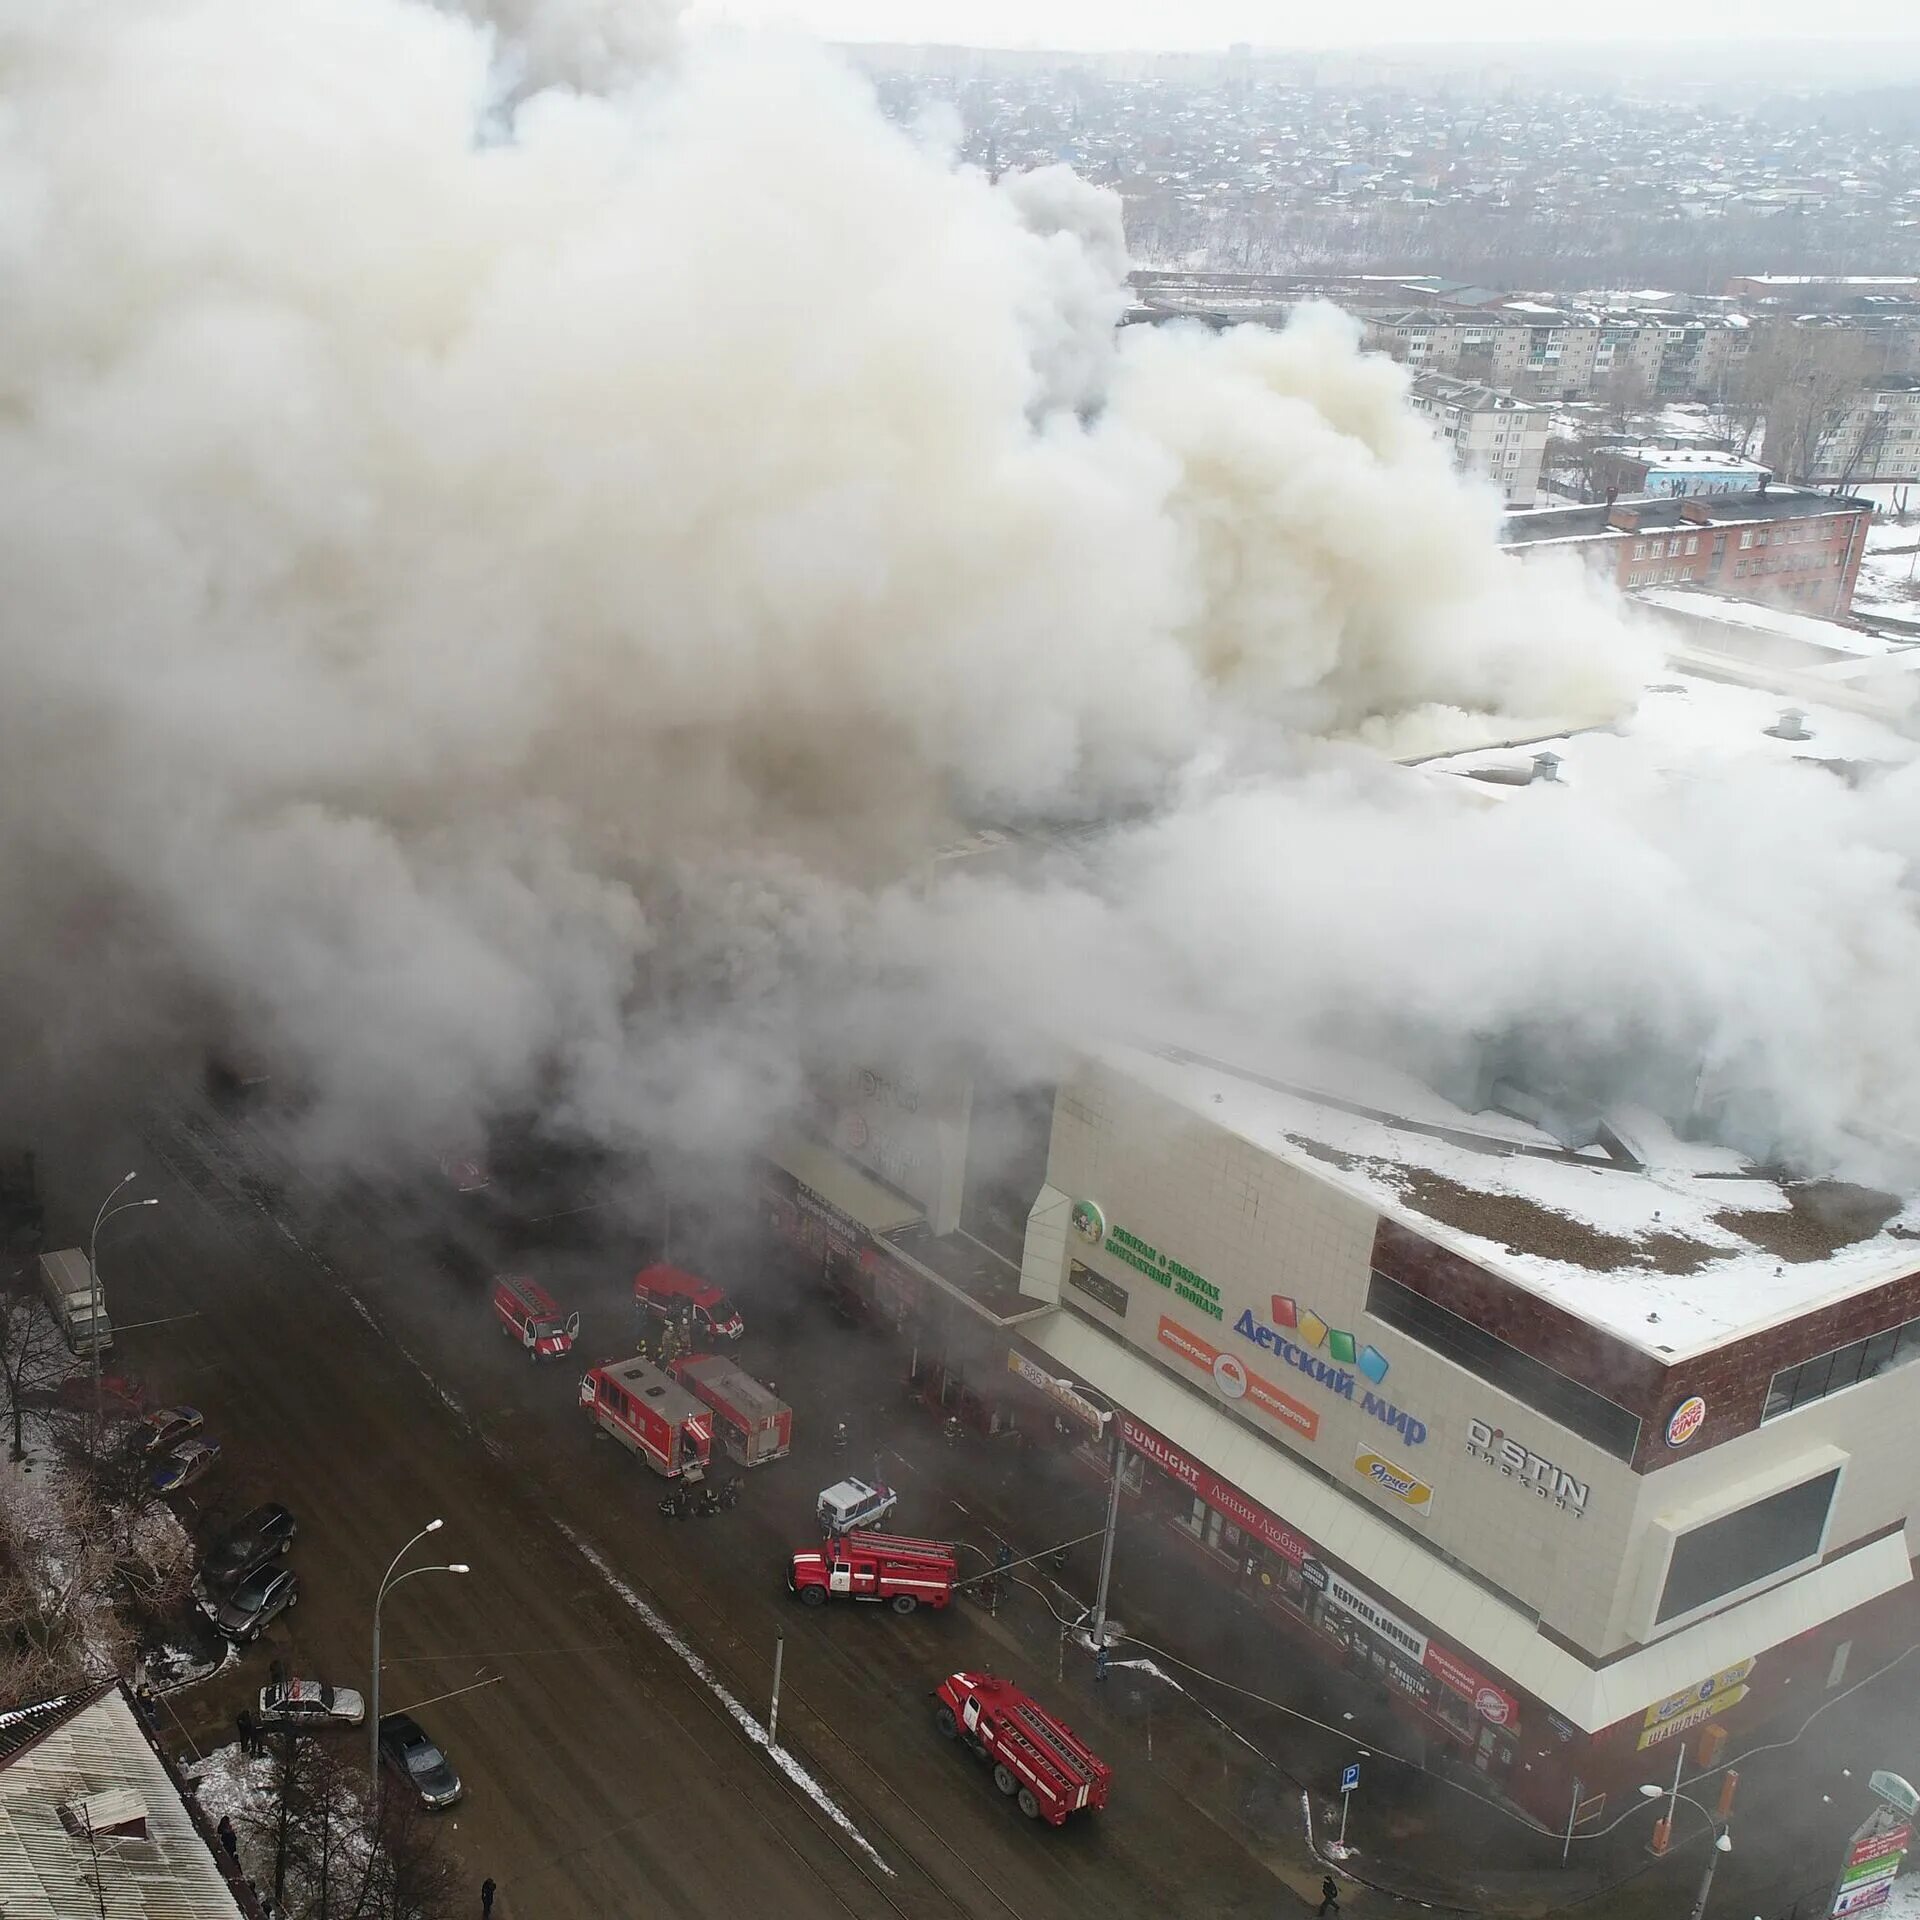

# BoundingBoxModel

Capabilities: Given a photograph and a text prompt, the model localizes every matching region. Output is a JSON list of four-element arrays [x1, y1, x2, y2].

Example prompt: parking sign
[[1341, 1763, 1361, 1793]]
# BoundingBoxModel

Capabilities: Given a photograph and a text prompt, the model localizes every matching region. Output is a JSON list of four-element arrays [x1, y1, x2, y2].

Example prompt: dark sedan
[[201, 1503, 297, 1590], [378, 1714, 463, 1809], [213, 1563, 298, 1642]]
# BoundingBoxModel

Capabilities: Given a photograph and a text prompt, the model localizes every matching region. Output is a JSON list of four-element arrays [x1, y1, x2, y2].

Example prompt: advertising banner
[[1155, 1314, 1319, 1440]]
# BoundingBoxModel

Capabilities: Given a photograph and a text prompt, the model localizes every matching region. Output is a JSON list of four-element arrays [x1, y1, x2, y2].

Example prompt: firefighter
[[832, 1418, 849, 1459]]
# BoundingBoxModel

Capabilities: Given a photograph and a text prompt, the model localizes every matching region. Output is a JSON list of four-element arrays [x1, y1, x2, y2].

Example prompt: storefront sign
[[1832, 1808, 1912, 1920], [1323, 1570, 1428, 1664], [1841, 1856, 1903, 1891], [1641, 1659, 1755, 1732], [1850, 1826, 1912, 1870], [1005, 1349, 1107, 1436], [1354, 1448, 1434, 1517], [1833, 1882, 1892, 1917], [1231, 1306, 1424, 1443], [1465, 1419, 1591, 1517], [1071, 1199, 1106, 1245], [1067, 1261, 1129, 1318], [1420, 1641, 1520, 1728], [1103, 1224, 1225, 1321], [1635, 1685, 1750, 1751], [1665, 1395, 1708, 1447], [1122, 1412, 1518, 1730], [1118, 1414, 1312, 1566], [1157, 1315, 1319, 1440], [1268, 1295, 1390, 1383]]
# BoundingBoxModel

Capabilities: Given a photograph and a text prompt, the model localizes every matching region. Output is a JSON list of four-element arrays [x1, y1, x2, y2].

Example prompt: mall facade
[[761, 1039, 1920, 1833]]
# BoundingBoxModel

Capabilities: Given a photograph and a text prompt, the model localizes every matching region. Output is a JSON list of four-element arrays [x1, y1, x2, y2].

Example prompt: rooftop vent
[[57, 1789, 148, 1842], [1766, 708, 1811, 741], [1531, 751, 1562, 784]]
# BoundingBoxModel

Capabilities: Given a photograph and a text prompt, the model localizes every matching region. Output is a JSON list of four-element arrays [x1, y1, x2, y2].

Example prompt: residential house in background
[[1785, 374, 1920, 486], [1407, 372, 1548, 505]]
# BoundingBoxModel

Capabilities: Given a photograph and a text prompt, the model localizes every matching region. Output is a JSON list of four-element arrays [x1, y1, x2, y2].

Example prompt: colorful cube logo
[[1266, 1296, 1387, 1381]]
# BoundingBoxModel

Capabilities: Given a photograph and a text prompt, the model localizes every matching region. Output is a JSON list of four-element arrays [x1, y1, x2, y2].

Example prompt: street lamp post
[[1690, 1828, 1733, 1920], [1639, 1779, 1732, 1920], [370, 1520, 468, 1806], [88, 1174, 157, 1454]]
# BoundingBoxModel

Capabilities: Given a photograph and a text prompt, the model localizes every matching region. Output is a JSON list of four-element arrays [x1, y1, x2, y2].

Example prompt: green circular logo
[[1071, 1200, 1106, 1246]]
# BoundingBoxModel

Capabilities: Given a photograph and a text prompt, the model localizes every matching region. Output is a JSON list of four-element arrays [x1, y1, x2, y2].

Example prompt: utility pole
[[1088, 1416, 1126, 1654], [768, 1629, 785, 1751]]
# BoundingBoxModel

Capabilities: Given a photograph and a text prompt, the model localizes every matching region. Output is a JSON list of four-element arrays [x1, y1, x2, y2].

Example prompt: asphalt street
[[45, 1083, 1290, 1920]]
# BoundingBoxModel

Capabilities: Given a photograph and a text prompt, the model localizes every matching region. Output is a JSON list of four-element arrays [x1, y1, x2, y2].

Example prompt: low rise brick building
[[1500, 486, 1872, 618]]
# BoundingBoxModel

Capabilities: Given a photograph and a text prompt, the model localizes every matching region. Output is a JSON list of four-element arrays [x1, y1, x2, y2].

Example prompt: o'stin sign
[[1665, 1395, 1707, 1448]]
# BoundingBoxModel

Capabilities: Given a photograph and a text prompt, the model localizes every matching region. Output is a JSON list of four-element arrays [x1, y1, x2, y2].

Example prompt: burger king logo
[[1665, 1395, 1707, 1448]]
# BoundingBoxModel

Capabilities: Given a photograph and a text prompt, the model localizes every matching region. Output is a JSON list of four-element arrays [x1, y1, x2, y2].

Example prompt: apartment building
[[1500, 487, 1872, 618], [1365, 307, 1750, 403], [1406, 372, 1548, 505], [1800, 375, 1920, 485]]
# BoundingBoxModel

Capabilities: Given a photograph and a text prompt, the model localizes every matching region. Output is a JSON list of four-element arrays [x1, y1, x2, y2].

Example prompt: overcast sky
[[692, 0, 1918, 49]]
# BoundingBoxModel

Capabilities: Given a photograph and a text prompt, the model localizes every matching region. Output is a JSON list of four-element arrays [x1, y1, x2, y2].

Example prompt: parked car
[[201, 1503, 297, 1590], [257, 1678, 363, 1728], [817, 1477, 897, 1535], [57, 1372, 143, 1414], [132, 1405, 203, 1455], [152, 1438, 221, 1495], [378, 1714, 463, 1809], [213, 1563, 298, 1642]]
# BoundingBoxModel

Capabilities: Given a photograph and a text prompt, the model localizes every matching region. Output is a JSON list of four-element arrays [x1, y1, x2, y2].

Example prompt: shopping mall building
[[760, 669, 1920, 1835]]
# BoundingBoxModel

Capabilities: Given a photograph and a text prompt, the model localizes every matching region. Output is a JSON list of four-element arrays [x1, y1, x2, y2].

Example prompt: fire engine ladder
[[1006, 1702, 1096, 1795]]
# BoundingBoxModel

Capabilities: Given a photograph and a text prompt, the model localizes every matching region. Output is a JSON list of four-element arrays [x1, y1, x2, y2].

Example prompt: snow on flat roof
[[1427, 670, 1917, 787], [1099, 1037, 1920, 1361], [1614, 448, 1768, 471], [1634, 587, 1907, 661], [1087, 668, 1920, 1359]]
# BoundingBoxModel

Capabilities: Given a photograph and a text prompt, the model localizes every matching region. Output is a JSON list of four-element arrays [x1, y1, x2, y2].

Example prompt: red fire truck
[[491, 1275, 578, 1360], [633, 1263, 744, 1343], [579, 1357, 712, 1480], [932, 1672, 1112, 1826], [789, 1531, 957, 1613], [667, 1353, 792, 1467]]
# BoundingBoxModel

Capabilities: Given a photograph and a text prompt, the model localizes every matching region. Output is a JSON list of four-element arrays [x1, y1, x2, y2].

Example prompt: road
[[46, 1081, 1288, 1920]]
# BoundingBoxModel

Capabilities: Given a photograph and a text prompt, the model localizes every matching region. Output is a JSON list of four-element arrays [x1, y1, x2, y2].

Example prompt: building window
[[1656, 1469, 1840, 1625], [1668, 538, 1682, 556], [1685, 537, 1699, 555], [1740, 530, 1754, 548], [1764, 1315, 1920, 1420], [1365, 1274, 1641, 1460]]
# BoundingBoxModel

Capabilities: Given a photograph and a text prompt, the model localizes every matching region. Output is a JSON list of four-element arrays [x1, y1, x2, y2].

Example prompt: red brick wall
[[1370, 1219, 1920, 1473]]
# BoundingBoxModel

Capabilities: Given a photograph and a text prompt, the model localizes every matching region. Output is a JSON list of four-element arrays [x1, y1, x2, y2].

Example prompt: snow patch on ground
[[556, 1521, 894, 1876]]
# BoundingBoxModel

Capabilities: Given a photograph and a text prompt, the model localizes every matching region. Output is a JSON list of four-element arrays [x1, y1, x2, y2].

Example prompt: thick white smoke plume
[[1, 0, 1915, 1183]]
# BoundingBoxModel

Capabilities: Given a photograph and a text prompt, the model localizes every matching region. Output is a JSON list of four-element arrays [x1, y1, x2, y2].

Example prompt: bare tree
[[0, 1270, 64, 1461], [1750, 323, 1883, 484]]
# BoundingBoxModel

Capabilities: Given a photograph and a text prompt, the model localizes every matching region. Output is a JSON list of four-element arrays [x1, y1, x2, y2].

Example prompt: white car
[[257, 1679, 365, 1728], [817, 1477, 897, 1536]]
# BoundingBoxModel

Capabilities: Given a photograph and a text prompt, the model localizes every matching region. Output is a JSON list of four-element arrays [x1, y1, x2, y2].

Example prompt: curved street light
[[1640, 1782, 1732, 1920], [88, 1173, 157, 1453], [370, 1520, 469, 1804]]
